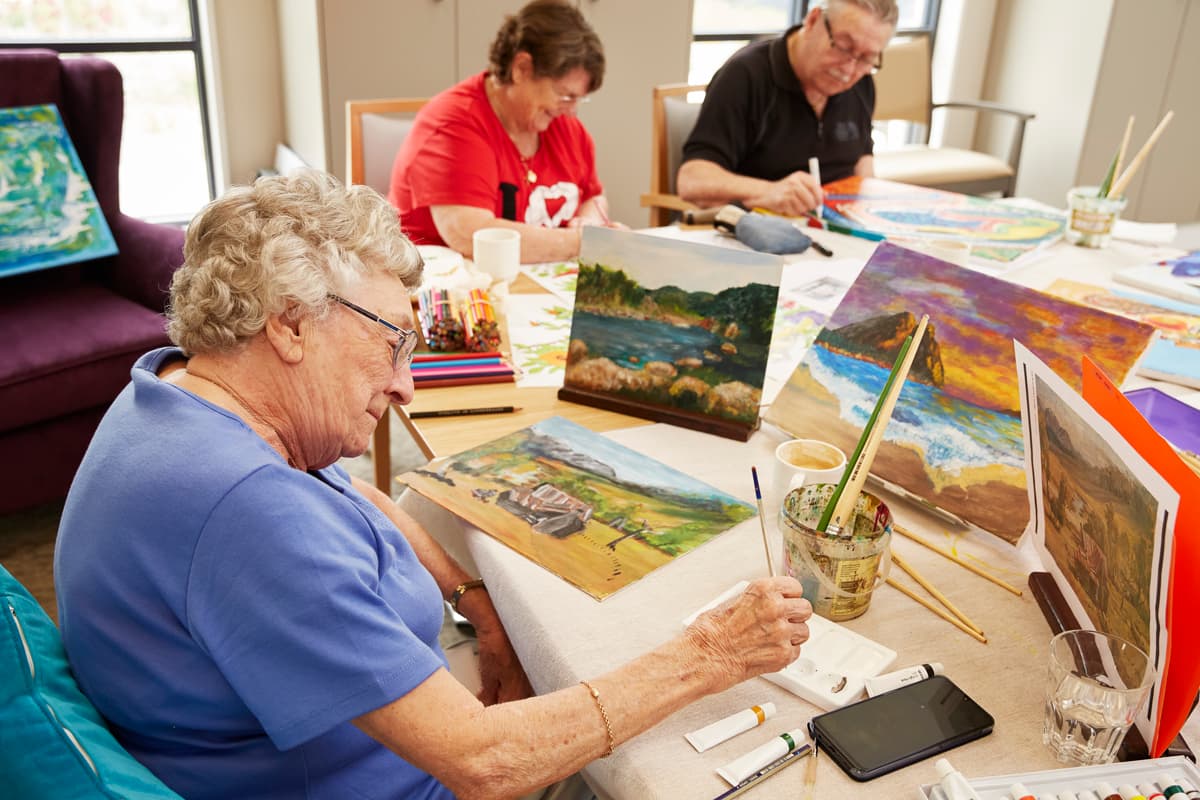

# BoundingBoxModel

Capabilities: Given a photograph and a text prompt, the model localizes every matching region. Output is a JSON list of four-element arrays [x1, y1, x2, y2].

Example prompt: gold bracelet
[[449, 579, 486, 614], [580, 680, 615, 757]]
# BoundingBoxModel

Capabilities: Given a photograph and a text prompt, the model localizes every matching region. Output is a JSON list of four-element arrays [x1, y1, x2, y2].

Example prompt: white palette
[[685, 582, 897, 711]]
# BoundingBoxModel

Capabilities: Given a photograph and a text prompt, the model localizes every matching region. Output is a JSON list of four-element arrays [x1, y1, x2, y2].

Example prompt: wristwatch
[[449, 579, 486, 614]]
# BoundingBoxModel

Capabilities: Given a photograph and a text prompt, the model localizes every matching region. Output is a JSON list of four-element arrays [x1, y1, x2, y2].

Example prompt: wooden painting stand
[[557, 386, 757, 442], [1028, 571, 1194, 761]]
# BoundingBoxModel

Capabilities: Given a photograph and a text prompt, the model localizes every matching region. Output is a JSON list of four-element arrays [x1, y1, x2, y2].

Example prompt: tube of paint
[[864, 662, 943, 697], [1010, 783, 1035, 800], [716, 728, 806, 786], [934, 758, 981, 800], [1119, 785, 1147, 800], [1141, 785, 1166, 800], [1097, 783, 1122, 800], [1158, 774, 1186, 799], [684, 702, 776, 753]]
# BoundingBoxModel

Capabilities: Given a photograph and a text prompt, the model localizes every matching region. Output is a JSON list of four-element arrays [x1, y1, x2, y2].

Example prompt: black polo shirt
[[682, 24, 875, 184]]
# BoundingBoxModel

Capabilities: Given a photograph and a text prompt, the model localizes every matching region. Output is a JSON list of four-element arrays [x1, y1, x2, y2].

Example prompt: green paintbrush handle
[[816, 333, 914, 532]]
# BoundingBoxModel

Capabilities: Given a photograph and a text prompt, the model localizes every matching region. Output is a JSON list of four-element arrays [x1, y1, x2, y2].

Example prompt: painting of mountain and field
[[402, 416, 756, 599], [559, 227, 785, 441], [765, 243, 1158, 543]]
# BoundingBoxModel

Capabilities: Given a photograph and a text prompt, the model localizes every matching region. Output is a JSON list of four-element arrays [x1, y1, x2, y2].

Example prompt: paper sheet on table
[[1016, 342, 1177, 753], [521, 262, 579, 301], [503, 292, 572, 387], [1081, 355, 1200, 756], [1114, 219, 1179, 245]]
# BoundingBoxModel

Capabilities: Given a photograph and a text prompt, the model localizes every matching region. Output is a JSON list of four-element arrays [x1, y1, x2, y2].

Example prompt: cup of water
[[1042, 629, 1155, 765]]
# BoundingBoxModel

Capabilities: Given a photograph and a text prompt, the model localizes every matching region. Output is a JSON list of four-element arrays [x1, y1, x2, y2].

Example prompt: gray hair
[[825, 0, 900, 27], [168, 169, 423, 355]]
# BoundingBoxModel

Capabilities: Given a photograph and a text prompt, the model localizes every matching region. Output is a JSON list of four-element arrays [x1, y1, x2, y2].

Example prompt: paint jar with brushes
[[1066, 111, 1173, 248], [779, 482, 892, 621]]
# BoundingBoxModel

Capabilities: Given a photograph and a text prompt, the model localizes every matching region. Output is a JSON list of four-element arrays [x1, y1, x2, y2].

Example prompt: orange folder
[[1081, 356, 1200, 755]]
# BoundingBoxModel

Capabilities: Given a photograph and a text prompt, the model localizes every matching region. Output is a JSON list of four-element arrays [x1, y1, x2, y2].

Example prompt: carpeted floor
[[0, 409, 431, 627]]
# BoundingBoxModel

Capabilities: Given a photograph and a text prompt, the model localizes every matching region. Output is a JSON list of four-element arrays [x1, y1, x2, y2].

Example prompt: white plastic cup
[[472, 228, 520, 284]]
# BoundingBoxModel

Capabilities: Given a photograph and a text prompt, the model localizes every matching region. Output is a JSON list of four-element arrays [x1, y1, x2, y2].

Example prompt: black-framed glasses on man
[[328, 294, 420, 369], [822, 13, 883, 74]]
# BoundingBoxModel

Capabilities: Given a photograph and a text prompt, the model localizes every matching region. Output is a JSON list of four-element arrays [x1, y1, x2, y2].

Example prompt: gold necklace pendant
[[526, 168, 537, 184]]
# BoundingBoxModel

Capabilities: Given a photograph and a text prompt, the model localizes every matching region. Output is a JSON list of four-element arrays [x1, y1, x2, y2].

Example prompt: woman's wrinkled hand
[[683, 576, 812, 687]]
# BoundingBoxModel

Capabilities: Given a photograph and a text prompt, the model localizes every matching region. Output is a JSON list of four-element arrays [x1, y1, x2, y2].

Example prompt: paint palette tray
[[915, 755, 1200, 799], [684, 582, 896, 711]]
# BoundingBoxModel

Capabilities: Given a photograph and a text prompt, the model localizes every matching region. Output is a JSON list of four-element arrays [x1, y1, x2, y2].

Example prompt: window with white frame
[[689, 0, 940, 85], [1, 0, 214, 222]]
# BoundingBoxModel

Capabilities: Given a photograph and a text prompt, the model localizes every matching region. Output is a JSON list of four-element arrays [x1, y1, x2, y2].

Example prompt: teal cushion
[[0, 564, 181, 799]]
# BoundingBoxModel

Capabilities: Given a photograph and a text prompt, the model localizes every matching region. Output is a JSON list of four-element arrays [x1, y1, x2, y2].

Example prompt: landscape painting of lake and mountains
[[402, 416, 757, 599], [765, 242, 1158, 543], [560, 227, 785, 441]]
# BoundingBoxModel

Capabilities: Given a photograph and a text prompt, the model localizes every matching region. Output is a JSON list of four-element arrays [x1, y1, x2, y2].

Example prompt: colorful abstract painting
[[0, 104, 117, 278], [562, 227, 784, 440], [821, 176, 1065, 267], [764, 243, 1157, 543], [402, 416, 756, 599]]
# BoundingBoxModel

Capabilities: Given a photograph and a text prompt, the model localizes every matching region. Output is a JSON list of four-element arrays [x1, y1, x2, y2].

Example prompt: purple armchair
[[0, 50, 186, 513]]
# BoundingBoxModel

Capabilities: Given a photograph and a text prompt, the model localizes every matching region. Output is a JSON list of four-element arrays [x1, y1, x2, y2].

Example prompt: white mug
[[472, 228, 520, 284], [772, 438, 848, 501]]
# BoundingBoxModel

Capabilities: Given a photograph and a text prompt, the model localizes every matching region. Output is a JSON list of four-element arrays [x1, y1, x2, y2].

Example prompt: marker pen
[[1157, 774, 1186, 798], [1097, 783, 1122, 800], [1119, 785, 1147, 800], [864, 662, 944, 696], [1140, 785, 1165, 800], [685, 703, 777, 753], [716, 728, 807, 786], [1010, 783, 1035, 800]]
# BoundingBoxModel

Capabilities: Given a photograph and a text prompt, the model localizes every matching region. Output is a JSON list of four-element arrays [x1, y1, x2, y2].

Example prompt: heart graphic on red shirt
[[526, 182, 581, 228]]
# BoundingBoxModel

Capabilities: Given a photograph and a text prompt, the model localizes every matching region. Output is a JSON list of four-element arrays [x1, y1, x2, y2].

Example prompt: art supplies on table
[[813, 176, 1066, 268], [683, 581, 897, 710], [1113, 264, 1200, 305], [402, 417, 756, 600], [1045, 279, 1200, 390], [1017, 344, 1198, 756], [1123, 388, 1200, 458], [416, 286, 503, 353], [765, 242, 1156, 545], [559, 227, 785, 442], [915, 755, 1200, 800], [410, 351, 516, 389]]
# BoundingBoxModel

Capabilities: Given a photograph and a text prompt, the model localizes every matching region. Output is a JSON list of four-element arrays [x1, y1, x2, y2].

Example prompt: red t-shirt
[[388, 72, 603, 246]]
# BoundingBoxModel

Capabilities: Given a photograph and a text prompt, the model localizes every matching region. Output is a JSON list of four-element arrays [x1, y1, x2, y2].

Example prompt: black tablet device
[[808, 674, 994, 781]]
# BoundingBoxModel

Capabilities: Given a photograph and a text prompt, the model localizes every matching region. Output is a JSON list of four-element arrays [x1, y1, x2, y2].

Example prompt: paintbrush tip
[[751, 466, 763, 497]]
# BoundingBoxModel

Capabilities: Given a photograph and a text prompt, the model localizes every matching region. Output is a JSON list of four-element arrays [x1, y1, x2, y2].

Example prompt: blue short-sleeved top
[[55, 347, 454, 799]]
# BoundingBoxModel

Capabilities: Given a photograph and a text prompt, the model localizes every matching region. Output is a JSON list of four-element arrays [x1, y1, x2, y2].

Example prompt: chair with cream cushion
[[345, 97, 436, 493], [872, 34, 1033, 197], [639, 83, 707, 227]]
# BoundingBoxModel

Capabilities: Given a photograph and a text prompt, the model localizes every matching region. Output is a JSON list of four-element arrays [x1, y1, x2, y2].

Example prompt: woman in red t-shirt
[[388, 0, 624, 263]]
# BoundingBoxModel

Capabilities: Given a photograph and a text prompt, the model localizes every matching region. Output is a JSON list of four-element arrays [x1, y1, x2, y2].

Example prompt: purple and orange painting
[[765, 243, 1157, 542]]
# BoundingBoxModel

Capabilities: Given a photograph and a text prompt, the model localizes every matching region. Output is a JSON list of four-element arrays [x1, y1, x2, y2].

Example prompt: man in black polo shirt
[[677, 0, 897, 216]]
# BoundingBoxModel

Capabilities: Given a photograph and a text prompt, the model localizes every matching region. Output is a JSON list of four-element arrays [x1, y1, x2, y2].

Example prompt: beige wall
[[204, 0, 285, 186]]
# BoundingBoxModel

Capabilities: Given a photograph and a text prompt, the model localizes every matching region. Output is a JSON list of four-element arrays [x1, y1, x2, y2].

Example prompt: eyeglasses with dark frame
[[328, 294, 420, 369], [822, 13, 884, 75]]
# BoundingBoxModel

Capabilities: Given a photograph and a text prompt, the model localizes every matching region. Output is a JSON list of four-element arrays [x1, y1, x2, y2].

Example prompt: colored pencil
[[822, 316, 929, 536], [409, 406, 519, 419], [411, 357, 504, 369], [413, 351, 504, 362]]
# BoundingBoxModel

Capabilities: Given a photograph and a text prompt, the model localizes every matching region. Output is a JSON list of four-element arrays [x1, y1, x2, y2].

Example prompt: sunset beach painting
[[765, 243, 1157, 542]]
